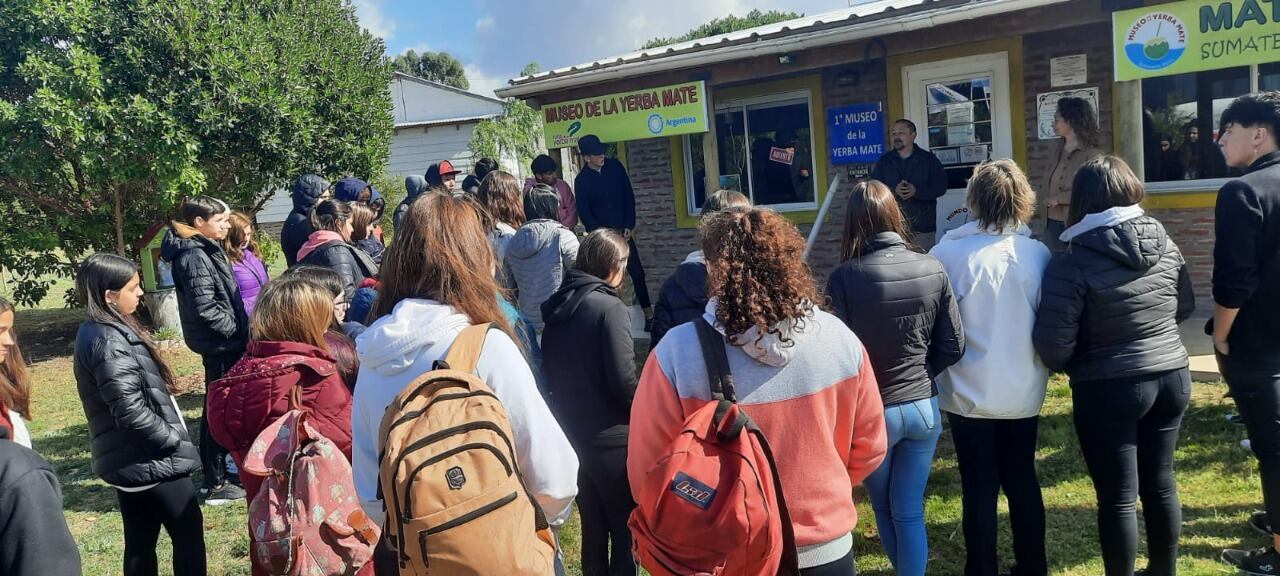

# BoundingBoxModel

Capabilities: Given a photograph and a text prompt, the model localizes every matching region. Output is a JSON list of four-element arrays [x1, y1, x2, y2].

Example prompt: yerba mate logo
[[1124, 11, 1187, 70]]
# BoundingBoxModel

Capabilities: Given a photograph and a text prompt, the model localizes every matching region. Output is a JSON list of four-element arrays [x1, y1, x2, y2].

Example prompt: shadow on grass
[[16, 307, 83, 362]]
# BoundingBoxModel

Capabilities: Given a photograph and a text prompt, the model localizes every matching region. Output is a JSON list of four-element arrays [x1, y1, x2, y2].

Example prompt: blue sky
[[354, 0, 852, 98]]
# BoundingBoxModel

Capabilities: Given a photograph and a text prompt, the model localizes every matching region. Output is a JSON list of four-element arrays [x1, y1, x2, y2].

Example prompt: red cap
[[438, 160, 461, 176]]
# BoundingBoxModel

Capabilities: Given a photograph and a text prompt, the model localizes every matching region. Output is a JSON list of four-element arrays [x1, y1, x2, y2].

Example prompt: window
[[924, 75, 995, 189], [1141, 64, 1274, 186], [684, 91, 817, 214]]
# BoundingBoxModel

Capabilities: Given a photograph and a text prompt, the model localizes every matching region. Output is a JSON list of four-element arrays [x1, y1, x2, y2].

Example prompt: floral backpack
[[243, 388, 380, 575]]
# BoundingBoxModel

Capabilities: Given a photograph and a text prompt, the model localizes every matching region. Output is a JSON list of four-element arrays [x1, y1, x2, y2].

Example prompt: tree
[[0, 0, 393, 306], [642, 9, 802, 49], [391, 50, 469, 90], [520, 62, 541, 77], [470, 63, 543, 176]]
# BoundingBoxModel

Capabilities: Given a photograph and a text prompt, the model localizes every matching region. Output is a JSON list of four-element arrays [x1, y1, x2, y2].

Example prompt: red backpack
[[628, 319, 800, 576], [242, 387, 380, 575]]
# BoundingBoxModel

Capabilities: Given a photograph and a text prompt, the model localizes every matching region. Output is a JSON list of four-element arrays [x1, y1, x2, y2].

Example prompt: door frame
[[902, 51, 1013, 174]]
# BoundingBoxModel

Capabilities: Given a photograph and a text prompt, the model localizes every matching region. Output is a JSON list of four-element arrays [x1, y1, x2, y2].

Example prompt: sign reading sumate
[[828, 103, 886, 165], [1113, 0, 1280, 81], [541, 81, 709, 148]]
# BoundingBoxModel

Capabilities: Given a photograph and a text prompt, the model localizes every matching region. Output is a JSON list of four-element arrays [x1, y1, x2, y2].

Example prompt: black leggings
[[577, 444, 637, 576], [117, 476, 206, 576], [626, 237, 650, 310], [1223, 355, 1280, 539], [800, 550, 855, 575], [1073, 368, 1189, 576], [200, 352, 240, 489], [948, 413, 1046, 576]]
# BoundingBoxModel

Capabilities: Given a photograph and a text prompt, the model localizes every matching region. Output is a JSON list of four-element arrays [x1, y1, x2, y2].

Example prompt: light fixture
[[777, 53, 795, 65]]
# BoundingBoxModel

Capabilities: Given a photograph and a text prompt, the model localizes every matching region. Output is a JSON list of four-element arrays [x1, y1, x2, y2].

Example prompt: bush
[[370, 173, 408, 242], [255, 230, 283, 268]]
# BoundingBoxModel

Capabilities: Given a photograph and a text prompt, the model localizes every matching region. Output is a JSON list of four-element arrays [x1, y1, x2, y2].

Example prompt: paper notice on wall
[[1050, 54, 1088, 87], [935, 148, 961, 165], [960, 144, 989, 164], [1037, 87, 1100, 140]]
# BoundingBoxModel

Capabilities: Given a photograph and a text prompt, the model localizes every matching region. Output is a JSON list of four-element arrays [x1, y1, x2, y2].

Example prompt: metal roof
[[393, 114, 499, 130], [496, 0, 1069, 99]]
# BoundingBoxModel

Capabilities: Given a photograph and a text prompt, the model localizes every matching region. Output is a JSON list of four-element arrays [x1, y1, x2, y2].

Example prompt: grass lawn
[[13, 304, 1264, 575]]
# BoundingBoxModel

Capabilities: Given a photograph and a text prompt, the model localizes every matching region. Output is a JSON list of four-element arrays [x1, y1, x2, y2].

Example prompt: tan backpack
[[377, 324, 556, 576]]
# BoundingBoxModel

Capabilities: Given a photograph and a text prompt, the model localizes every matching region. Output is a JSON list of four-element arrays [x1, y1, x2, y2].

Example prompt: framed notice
[[1036, 88, 1100, 140], [1050, 54, 1088, 87]]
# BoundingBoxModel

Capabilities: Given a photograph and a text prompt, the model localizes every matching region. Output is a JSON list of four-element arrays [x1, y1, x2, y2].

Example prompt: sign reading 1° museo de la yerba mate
[[1113, 0, 1280, 81], [542, 81, 710, 148]]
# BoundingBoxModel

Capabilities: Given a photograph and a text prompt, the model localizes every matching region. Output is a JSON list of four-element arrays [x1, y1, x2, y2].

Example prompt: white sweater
[[929, 222, 1052, 419], [353, 298, 579, 524]]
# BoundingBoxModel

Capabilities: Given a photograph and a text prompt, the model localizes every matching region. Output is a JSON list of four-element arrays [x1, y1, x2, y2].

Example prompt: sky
[[354, 0, 853, 99]]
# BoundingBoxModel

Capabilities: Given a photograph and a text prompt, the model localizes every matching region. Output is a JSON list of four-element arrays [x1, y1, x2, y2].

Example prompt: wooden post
[[1113, 80, 1145, 180], [702, 85, 720, 195]]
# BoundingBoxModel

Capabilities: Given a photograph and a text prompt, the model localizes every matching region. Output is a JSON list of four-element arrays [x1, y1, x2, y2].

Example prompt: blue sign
[[828, 103, 886, 165]]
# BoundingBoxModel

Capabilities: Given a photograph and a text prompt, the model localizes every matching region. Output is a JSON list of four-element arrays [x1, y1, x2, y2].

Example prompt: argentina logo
[[670, 472, 716, 510]]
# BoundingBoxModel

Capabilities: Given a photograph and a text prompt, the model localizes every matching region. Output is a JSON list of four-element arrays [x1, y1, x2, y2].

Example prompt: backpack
[[628, 319, 800, 576], [377, 324, 556, 576], [242, 386, 380, 575]]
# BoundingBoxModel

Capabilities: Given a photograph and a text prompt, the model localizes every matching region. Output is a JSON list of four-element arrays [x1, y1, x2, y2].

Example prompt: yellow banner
[[1113, 0, 1280, 81], [542, 81, 709, 148]]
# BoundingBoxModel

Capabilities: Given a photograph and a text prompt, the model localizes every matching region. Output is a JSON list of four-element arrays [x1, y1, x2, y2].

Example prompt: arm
[[1031, 259, 1085, 372], [650, 280, 676, 345], [332, 248, 359, 302], [90, 335, 182, 453], [825, 269, 851, 326], [1212, 182, 1263, 349], [575, 174, 596, 231], [845, 348, 887, 486], [1215, 306, 1240, 354], [560, 182, 579, 229], [0, 453, 83, 576], [175, 253, 238, 338], [477, 334, 579, 525], [927, 272, 965, 375], [560, 231, 579, 273], [600, 301, 638, 408], [1175, 260, 1196, 324], [618, 162, 636, 230], [924, 155, 949, 201], [869, 157, 887, 185], [627, 353, 686, 491]]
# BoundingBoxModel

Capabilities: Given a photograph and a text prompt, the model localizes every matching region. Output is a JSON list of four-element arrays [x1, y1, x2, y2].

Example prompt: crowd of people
[[0, 92, 1277, 576]]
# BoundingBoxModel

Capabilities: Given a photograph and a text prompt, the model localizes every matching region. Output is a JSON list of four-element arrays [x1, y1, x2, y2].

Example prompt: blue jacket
[[573, 158, 635, 231]]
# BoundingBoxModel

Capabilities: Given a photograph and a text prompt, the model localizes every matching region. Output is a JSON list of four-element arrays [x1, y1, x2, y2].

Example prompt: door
[[903, 52, 1012, 235]]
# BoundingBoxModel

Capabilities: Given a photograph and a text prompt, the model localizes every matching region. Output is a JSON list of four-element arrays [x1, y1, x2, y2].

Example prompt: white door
[[903, 52, 1012, 236]]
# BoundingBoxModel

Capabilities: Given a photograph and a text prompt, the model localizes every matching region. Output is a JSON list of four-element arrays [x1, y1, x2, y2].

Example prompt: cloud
[[352, 0, 396, 41], [464, 63, 509, 100], [476, 15, 495, 32]]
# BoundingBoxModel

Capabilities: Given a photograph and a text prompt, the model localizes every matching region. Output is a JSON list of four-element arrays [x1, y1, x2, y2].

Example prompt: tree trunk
[[114, 185, 126, 256]]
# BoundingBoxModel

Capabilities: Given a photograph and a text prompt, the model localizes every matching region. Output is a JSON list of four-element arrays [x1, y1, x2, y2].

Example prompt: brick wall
[[629, 138, 701, 291], [1147, 206, 1216, 310]]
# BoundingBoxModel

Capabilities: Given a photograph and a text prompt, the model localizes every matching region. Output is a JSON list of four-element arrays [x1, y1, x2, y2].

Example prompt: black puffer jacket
[[650, 252, 709, 345], [1034, 214, 1195, 382], [161, 223, 249, 357], [298, 236, 379, 302], [281, 174, 330, 267], [826, 232, 964, 406], [73, 321, 200, 488], [540, 269, 636, 447]]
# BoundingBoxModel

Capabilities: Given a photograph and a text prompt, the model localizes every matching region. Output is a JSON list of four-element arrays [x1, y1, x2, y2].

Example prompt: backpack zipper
[[401, 442, 514, 518], [417, 491, 519, 565]]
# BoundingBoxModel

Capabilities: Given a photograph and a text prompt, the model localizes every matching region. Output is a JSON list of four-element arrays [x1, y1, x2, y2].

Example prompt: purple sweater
[[232, 250, 269, 316]]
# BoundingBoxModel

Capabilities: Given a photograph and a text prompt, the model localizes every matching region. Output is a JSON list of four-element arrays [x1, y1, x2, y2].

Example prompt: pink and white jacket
[[628, 303, 887, 569]]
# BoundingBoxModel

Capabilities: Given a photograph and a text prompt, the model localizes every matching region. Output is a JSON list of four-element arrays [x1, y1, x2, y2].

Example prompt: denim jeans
[[864, 396, 942, 576]]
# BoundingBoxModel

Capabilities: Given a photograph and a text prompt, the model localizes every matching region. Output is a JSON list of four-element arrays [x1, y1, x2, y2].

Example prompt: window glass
[[685, 133, 707, 212], [923, 75, 994, 189], [1141, 67, 1248, 182], [1261, 62, 1280, 92]]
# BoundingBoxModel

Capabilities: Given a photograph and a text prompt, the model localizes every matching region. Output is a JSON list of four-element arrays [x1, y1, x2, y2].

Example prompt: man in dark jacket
[[0, 440, 82, 576], [281, 174, 330, 267], [871, 119, 949, 249], [462, 157, 499, 194], [574, 134, 652, 324], [161, 207, 248, 503], [394, 174, 429, 229], [1213, 92, 1280, 574]]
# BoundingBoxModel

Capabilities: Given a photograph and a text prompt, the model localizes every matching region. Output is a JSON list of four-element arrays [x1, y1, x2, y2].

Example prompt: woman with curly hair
[[1040, 96, 1105, 253], [627, 206, 887, 576]]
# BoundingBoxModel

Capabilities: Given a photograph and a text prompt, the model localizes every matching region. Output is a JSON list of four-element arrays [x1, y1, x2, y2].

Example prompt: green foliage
[[391, 50, 469, 90], [520, 61, 541, 77], [470, 100, 543, 176], [254, 230, 282, 268], [152, 326, 181, 342], [0, 0, 393, 306], [369, 172, 407, 241], [641, 9, 802, 49]]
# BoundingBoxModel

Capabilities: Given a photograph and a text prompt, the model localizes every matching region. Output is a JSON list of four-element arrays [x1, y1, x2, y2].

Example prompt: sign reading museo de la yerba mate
[[542, 81, 709, 148], [1113, 0, 1280, 81]]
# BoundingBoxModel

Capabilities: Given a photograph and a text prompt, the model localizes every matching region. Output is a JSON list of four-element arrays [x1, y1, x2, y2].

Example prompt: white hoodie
[[929, 221, 1052, 419], [352, 298, 579, 524]]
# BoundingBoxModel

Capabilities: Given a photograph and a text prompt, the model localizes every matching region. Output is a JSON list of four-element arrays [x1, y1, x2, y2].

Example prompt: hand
[[1215, 339, 1231, 356], [897, 181, 917, 200], [1046, 200, 1061, 209]]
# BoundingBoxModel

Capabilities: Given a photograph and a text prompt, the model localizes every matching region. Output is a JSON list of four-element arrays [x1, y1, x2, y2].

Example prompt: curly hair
[[700, 207, 818, 344]]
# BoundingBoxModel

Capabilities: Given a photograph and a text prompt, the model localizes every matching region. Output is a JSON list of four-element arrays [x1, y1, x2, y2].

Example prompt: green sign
[[1113, 0, 1280, 81], [542, 81, 709, 148]]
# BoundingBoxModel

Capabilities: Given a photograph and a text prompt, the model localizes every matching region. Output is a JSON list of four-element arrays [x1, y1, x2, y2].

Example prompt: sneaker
[[203, 483, 246, 506], [1252, 511, 1274, 537], [1223, 547, 1280, 575], [1230, 413, 1248, 425]]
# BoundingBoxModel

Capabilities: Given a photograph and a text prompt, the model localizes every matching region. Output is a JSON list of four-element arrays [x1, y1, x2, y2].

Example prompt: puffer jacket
[[206, 341, 354, 503], [503, 219, 579, 330], [393, 174, 429, 229], [1034, 208, 1195, 382], [231, 249, 268, 317], [161, 223, 249, 357], [297, 231, 379, 303], [540, 269, 636, 446], [73, 320, 199, 488], [650, 251, 709, 346], [827, 232, 965, 406], [282, 174, 330, 267]]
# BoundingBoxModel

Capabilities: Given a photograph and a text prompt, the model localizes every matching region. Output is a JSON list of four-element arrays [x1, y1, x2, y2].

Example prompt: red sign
[[768, 147, 794, 165]]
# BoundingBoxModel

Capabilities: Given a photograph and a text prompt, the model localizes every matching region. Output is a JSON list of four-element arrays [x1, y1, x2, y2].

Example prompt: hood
[[355, 299, 470, 377], [702, 299, 815, 368], [939, 220, 1032, 242], [404, 175, 428, 200], [159, 222, 207, 262], [291, 174, 330, 213], [542, 269, 616, 325], [297, 230, 346, 262], [243, 340, 334, 364], [506, 220, 564, 260], [671, 253, 709, 304], [862, 232, 909, 254], [332, 177, 370, 203], [1068, 210, 1167, 271]]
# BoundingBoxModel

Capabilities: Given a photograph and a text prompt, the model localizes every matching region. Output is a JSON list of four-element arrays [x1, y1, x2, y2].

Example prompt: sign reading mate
[[828, 103, 886, 165]]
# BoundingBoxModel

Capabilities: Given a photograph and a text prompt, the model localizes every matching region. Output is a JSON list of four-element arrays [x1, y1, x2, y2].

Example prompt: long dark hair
[[0, 298, 31, 420], [1057, 97, 1102, 149], [476, 171, 526, 229], [76, 254, 179, 393], [1068, 155, 1146, 226], [840, 180, 913, 260]]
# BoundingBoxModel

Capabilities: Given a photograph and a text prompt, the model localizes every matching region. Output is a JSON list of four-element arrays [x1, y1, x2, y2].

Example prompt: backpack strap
[[436, 323, 492, 375], [749, 425, 801, 576], [694, 318, 736, 402]]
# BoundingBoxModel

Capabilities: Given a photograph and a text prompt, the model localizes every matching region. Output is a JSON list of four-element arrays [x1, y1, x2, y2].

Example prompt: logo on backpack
[[670, 472, 716, 510], [446, 466, 467, 490]]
